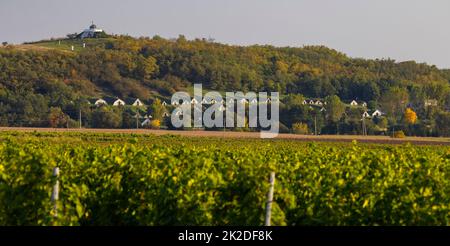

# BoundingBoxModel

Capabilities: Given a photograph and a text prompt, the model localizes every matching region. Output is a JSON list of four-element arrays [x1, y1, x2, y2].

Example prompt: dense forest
[[0, 35, 449, 136]]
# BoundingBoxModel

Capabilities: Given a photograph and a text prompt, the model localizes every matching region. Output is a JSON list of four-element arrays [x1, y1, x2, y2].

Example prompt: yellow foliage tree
[[404, 108, 417, 124], [150, 119, 161, 129], [275, 61, 289, 74]]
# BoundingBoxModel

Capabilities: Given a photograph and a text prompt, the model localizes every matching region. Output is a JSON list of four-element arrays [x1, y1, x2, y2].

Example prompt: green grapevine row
[[0, 132, 449, 225]]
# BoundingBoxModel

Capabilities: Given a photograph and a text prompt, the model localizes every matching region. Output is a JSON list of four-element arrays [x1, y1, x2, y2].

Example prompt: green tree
[[325, 95, 346, 134], [435, 111, 450, 137], [150, 99, 166, 122], [379, 87, 409, 123], [91, 107, 122, 128]]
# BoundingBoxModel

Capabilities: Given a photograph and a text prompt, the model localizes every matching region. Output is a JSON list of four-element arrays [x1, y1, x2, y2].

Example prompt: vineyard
[[0, 131, 449, 226]]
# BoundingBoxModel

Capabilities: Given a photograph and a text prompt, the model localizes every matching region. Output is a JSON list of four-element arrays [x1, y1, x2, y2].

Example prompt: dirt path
[[1, 127, 449, 146]]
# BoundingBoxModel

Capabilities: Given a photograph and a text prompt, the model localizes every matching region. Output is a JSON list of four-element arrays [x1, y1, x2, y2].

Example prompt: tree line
[[0, 35, 449, 136]]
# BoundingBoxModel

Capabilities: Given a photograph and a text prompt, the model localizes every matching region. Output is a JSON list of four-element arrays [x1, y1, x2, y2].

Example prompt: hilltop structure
[[77, 22, 106, 39]]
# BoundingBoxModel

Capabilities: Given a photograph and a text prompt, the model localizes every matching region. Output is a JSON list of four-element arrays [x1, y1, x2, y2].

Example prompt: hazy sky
[[1, 0, 449, 68]]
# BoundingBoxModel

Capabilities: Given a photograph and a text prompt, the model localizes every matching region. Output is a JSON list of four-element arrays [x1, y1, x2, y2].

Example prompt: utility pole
[[65, 112, 69, 129], [361, 117, 366, 136], [134, 112, 141, 129], [314, 115, 317, 136], [79, 109, 82, 129]]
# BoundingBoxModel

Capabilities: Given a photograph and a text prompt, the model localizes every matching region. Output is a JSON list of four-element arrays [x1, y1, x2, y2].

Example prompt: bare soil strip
[[1, 127, 449, 146]]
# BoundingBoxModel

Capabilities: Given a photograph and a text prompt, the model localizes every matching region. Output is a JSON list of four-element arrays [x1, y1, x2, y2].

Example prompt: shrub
[[292, 122, 309, 135], [150, 119, 161, 129], [393, 130, 406, 138]]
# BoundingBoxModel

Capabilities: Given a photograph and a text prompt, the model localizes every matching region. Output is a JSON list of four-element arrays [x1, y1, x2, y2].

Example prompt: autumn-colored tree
[[135, 56, 158, 80], [275, 61, 289, 74], [48, 107, 67, 128], [404, 108, 417, 124]]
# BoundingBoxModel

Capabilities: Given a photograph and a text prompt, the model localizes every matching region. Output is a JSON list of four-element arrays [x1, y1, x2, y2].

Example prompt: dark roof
[[87, 98, 109, 104], [103, 96, 123, 104], [125, 98, 144, 105], [125, 98, 136, 105], [87, 98, 98, 104]]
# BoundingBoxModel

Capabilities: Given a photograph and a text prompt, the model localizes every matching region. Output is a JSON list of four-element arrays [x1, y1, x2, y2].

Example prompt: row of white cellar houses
[[302, 99, 367, 107], [161, 97, 277, 106], [90, 98, 145, 107]]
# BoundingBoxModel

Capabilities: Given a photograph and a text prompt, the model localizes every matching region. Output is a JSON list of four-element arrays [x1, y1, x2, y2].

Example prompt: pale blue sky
[[1, 0, 449, 68]]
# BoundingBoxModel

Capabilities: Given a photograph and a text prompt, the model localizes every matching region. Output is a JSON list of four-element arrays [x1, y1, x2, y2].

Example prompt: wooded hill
[[0, 35, 449, 135]]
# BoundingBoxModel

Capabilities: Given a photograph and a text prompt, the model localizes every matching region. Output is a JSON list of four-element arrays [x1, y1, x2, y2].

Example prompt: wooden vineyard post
[[51, 167, 60, 218], [265, 172, 276, 226]]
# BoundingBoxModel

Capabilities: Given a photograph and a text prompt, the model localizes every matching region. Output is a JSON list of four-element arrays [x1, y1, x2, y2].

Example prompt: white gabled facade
[[95, 99, 107, 106], [133, 99, 144, 107], [372, 110, 383, 117], [113, 99, 126, 106]]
